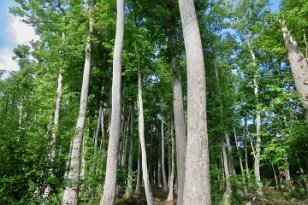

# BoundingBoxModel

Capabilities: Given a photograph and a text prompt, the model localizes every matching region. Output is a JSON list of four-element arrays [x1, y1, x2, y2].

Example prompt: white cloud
[[0, 48, 19, 71], [1, 16, 39, 71], [10, 16, 39, 44]]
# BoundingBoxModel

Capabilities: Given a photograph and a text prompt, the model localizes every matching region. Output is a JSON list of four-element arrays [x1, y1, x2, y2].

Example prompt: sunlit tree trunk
[[100, 0, 124, 204], [178, 0, 211, 204], [281, 19, 308, 120], [62, 6, 93, 204], [247, 43, 264, 197], [42, 32, 64, 202]]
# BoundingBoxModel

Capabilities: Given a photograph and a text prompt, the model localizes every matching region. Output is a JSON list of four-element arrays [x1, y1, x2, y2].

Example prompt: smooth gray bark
[[161, 117, 168, 192], [157, 157, 162, 187], [169, 32, 187, 205], [62, 7, 93, 204], [124, 103, 135, 198], [100, 0, 124, 204], [281, 19, 308, 120], [248, 43, 264, 197], [167, 120, 175, 202], [137, 69, 154, 205], [178, 0, 211, 204], [222, 141, 232, 204], [134, 145, 141, 195]]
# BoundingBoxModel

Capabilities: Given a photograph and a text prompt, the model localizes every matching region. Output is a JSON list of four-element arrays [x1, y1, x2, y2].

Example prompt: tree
[[178, 0, 211, 204], [62, 3, 93, 204], [100, 0, 124, 204]]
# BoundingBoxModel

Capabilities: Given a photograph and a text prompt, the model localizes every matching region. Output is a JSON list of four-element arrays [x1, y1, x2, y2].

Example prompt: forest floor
[[115, 188, 175, 205], [114, 188, 308, 205], [82, 188, 308, 205]]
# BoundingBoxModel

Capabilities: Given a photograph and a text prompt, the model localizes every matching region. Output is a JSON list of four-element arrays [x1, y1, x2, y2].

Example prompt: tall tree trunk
[[157, 157, 162, 187], [137, 69, 154, 205], [134, 145, 141, 195], [161, 117, 168, 192], [244, 117, 250, 184], [247, 43, 264, 197], [100, 0, 124, 204], [222, 141, 232, 204], [42, 31, 64, 202], [178, 0, 211, 204], [233, 127, 248, 195], [120, 115, 129, 167], [280, 19, 308, 120], [168, 17, 187, 205], [62, 6, 93, 204], [213, 51, 232, 202], [124, 103, 135, 199], [271, 163, 278, 189], [99, 108, 105, 150], [167, 119, 175, 202]]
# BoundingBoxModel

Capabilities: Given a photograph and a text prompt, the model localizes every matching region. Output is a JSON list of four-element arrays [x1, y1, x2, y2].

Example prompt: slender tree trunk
[[120, 116, 129, 167], [168, 20, 187, 205], [271, 163, 278, 189], [213, 51, 232, 202], [280, 19, 308, 120], [124, 103, 135, 199], [157, 157, 162, 187], [100, 108, 105, 150], [100, 0, 124, 204], [167, 120, 175, 202], [247, 42, 264, 197], [222, 141, 232, 204], [161, 117, 168, 192], [134, 145, 141, 195], [137, 69, 154, 205], [62, 6, 93, 204], [234, 127, 248, 195], [178, 0, 211, 204], [42, 32, 64, 202]]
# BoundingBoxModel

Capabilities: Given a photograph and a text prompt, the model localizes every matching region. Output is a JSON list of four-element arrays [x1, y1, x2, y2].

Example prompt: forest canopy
[[0, 0, 307, 204]]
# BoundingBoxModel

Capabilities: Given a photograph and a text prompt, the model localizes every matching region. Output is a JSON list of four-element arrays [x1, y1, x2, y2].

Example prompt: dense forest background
[[0, 0, 307, 204]]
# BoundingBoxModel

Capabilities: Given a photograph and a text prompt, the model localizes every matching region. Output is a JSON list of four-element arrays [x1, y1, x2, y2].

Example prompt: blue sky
[[0, 0, 281, 72], [0, 0, 38, 72]]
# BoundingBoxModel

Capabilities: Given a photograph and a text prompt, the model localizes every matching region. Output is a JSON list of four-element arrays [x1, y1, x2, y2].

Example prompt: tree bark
[[137, 69, 154, 205], [169, 30, 187, 205], [134, 145, 141, 195], [157, 157, 162, 187], [43, 32, 64, 203], [161, 117, 168, 192], [100, 0, 124, 204], [280, 19, 308, 120], [62, 6, 93, 204], [247, 43, 264, 197], [167, 120, 175, 202], [178, 0, 211, 204], [213, 51, 232, 202], [124, 103, 135, 199], [233, 127, 248, 195], [271, 163, 278, 189], [222, 141, 232, 204]]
